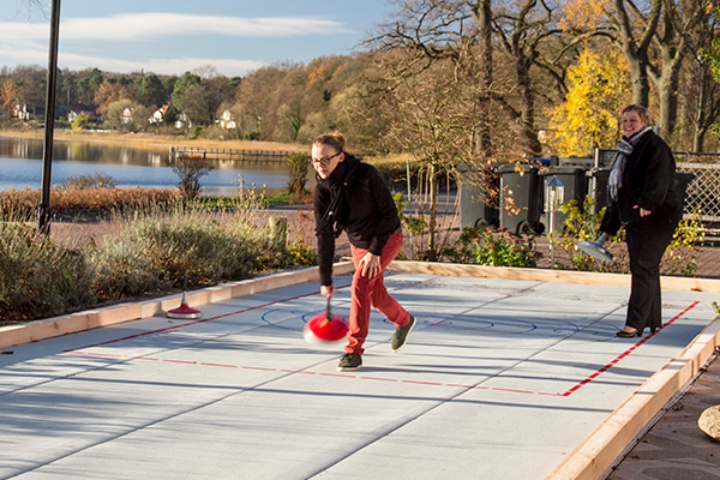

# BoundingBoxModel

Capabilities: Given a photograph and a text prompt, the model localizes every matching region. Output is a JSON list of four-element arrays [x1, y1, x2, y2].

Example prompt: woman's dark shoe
[[616, 328, 642, 338]]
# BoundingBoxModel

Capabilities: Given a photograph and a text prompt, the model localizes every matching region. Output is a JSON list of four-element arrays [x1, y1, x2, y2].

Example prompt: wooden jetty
[[169, 147, 304, 163]]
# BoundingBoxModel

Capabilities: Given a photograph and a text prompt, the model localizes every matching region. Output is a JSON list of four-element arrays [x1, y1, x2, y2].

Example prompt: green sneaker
[[337, 353, 362, 372], [392, 315, 416, 352]]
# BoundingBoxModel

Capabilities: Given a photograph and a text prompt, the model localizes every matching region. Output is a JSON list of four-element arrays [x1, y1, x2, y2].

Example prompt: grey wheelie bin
[[539, 166, 588, 232], [459, 178, 499, 230], [495, 163, 544, 235], [587, 167, 611, 213]]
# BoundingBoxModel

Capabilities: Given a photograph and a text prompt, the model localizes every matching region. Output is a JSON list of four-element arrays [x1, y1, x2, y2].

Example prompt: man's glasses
[[311, 152, 341, 166]]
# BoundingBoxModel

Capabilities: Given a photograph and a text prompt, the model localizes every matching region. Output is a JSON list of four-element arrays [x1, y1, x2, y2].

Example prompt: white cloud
[[0, 13, 348, 43], [65, 13, 346, 41], [58, 51, 267, 76], [0, 12, 351, 75], [0, 44, 48, 67]]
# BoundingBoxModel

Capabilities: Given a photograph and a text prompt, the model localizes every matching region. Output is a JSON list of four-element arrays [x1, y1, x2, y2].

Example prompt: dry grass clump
[[0, 222, 96, 322], [0, 187, 182, 221], [0, 199, 318, 324], [88, 208, 270, 300]]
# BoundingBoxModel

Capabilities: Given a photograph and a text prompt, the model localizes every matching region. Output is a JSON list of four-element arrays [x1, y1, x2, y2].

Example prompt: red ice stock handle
[[322, 296, 333, 325]]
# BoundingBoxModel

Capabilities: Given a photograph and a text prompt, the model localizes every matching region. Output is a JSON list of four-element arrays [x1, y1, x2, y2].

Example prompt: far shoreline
[[0, 128, 408, 165], [0, 128, 309, 155]]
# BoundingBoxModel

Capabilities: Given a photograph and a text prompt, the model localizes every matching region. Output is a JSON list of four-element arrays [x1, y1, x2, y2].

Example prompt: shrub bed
[[0, 190, 317, 325]]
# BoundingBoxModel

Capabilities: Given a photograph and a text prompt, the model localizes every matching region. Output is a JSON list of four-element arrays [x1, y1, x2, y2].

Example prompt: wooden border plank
[[387, 260, 720, 293], [0, 262, 354, 350], [545, 320, 720, 480]]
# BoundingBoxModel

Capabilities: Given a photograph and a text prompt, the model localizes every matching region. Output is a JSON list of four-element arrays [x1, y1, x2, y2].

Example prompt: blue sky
[[0, 0, 394, 77]]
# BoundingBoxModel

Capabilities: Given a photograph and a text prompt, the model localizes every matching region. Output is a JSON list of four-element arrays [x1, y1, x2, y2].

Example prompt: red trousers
[[346, 231, 410, 355]]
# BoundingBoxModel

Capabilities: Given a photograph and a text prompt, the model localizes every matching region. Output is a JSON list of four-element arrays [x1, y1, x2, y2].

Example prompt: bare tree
[[659, 0, 719, 150], [368, 0, 575, 158], [371, 49, 477, 259], [172, 155, 213, 200], [492, 0, 573, 155]]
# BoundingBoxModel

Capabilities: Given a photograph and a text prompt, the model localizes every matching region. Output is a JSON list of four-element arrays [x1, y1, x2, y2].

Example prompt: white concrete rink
[[1, 266, 719, 480]]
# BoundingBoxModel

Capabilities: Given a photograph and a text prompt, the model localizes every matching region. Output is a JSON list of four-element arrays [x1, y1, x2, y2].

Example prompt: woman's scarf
[[607, 125, 653, 202]]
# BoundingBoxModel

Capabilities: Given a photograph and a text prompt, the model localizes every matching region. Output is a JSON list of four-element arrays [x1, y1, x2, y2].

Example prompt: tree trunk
[[615, 0, 661, 108], [655, 66, 680, 139], [517, 58, 541, 155], [692, 127, 706, 154], [627, 50, 650, 107], [649, 4, 685, 140]]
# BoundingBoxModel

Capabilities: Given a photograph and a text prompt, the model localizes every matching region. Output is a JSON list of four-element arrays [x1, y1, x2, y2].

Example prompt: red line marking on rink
[[402, 380, 444, 386], [538, 392, 563, 397], [560, 300, 700, 396], [492, 387, 534, 395], [200, 363, 237, 368], [82, 352, 120, 358], [361, 376, 398, 383], [63, 301, 701, 399], [447, 384, 489, 391], [279, 369, 316, 374], [61, 291, 318, 354]]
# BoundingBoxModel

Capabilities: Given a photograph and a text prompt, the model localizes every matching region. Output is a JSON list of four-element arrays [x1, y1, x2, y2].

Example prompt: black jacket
[[601, 131, 680, 235], [313, 154, 401, 286]]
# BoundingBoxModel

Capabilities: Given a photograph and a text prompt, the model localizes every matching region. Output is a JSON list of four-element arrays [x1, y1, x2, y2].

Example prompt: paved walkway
[[1, 264, 718, 479]]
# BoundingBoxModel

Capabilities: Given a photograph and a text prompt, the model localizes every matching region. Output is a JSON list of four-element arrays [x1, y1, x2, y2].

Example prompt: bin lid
[[538, 166, 586, 175], [494, 163, 537, 174]]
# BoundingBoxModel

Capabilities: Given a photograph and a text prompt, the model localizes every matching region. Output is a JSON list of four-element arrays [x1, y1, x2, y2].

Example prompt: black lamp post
[[38, 0, 62, 235]]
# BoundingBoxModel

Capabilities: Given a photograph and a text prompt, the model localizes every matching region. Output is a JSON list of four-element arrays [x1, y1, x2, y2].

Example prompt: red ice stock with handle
[[304, 297, 349, 344]]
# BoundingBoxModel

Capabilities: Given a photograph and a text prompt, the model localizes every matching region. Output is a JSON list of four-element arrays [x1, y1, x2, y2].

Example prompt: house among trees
[[174, 112, 191, 130], [67, 103, 99, 123], [121, 107, 133, 125], [12, 104, 31, 120], [149, 104, 169, 124], [218, 109, 236, 129]]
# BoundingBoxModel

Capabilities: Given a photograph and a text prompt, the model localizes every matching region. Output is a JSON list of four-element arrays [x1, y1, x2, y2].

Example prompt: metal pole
[[38, 0, 62, 235], [406, 158, 412, 204]]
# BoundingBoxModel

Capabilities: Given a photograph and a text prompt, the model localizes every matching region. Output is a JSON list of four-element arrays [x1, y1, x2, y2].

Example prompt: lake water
[[0, 137, 309, 196]]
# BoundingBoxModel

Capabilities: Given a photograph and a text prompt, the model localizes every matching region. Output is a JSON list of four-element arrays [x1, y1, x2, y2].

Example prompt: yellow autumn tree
[[547, 47, 631, 157]]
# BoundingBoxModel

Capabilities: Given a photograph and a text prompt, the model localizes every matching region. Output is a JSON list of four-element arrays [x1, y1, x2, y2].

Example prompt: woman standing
[[312, 132, 415, 371], [599, 105, 682, 337]]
